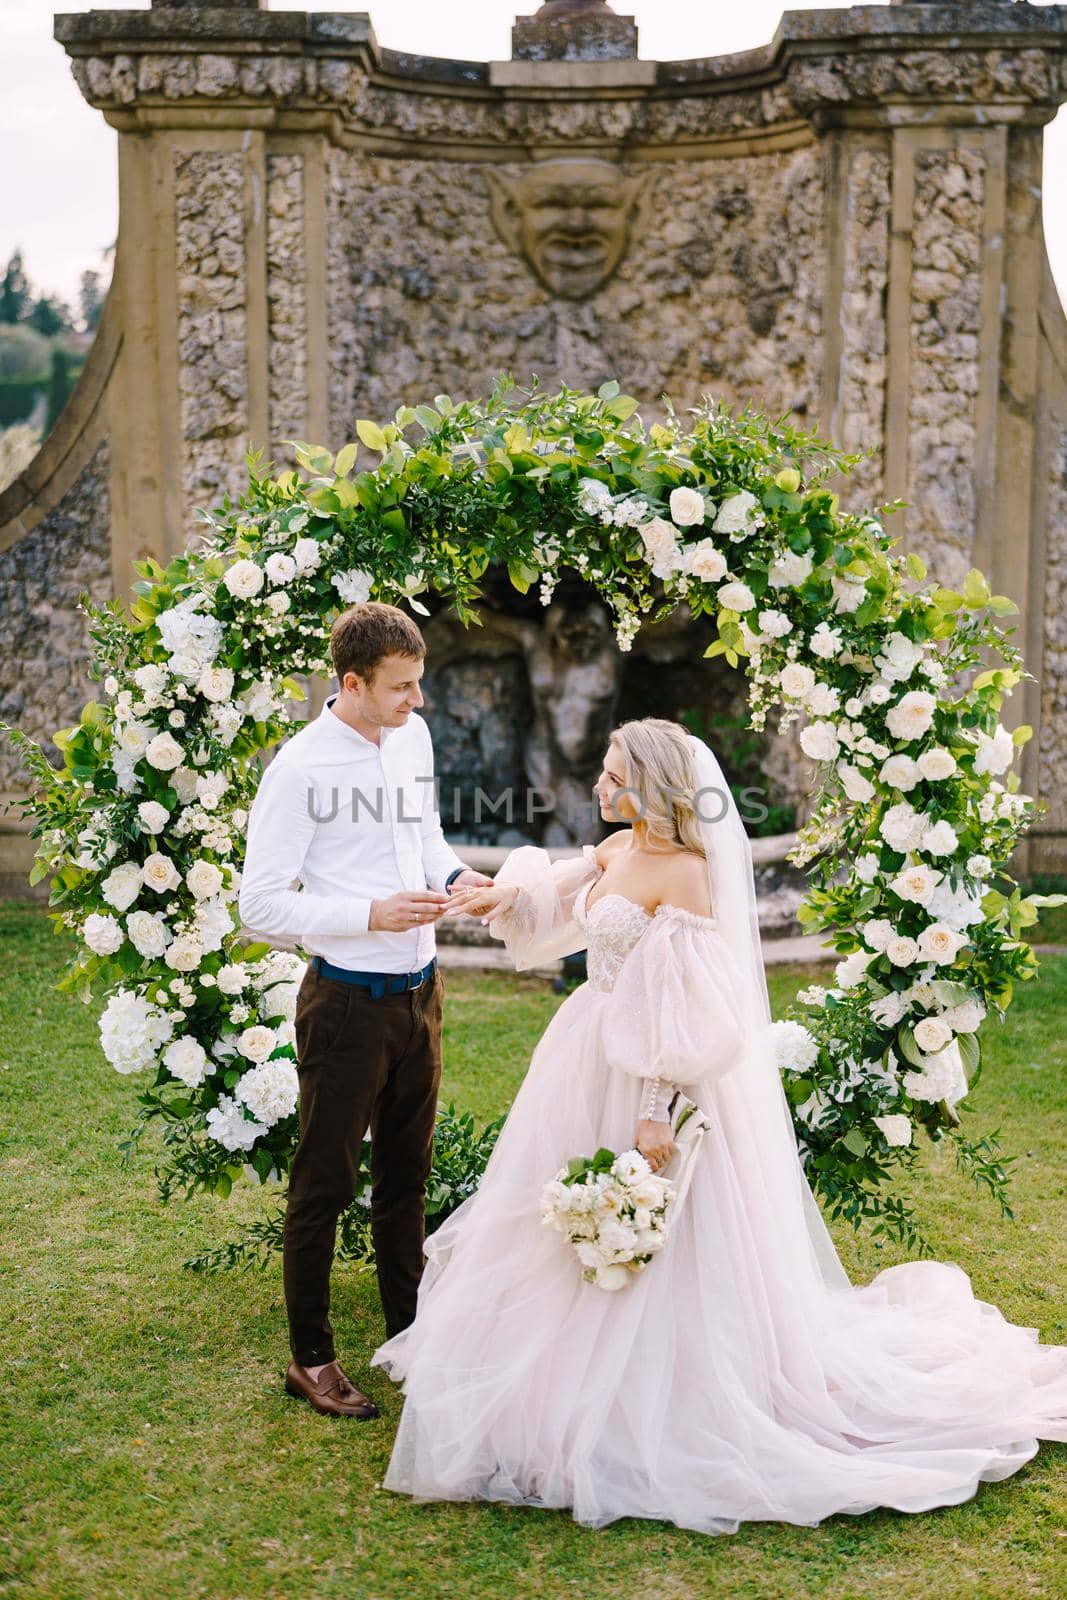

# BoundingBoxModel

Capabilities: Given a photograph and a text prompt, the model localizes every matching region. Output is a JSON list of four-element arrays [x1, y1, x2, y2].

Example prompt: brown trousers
[[283, 961, 444, 1367]]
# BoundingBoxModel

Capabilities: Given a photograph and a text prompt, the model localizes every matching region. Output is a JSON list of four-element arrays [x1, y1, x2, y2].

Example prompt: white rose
[[879, 802, 928, 853], [779, 662, 815, 699], [839, 763, 876, 804], [142, 852, 182, 894], [917, 923, 966, 965], [830, 573, 867, 614], [889, 864, 943, 905], [196, 665, 235, 703], [868, 684, 892, 705], [145, 732, 184, 771], [873, 1114, 912, 1148], [855, 852, 881, 884], [186, 859, 225, 901], [800, 720, 840, 763], [805, 682, 841, 718], [966, 854, 992, 879], [332, 569, 374, 605], [885, 690, 937, 742], [223, 559, 265, 599], [83, 912, 124, 956], [886, 936, 920, 967], [921, 820, 959, 858], [292, 537, 321, 574], [117, 720, 154, 757], [835, 949, 874, 990], [767, 549, 813, 589], [238, 1024, 277, 1063], [717, 580, 755, 614], [165, 935, 204, 972], [880, 754, 921, 792], [162, 1035, 210, 1088], [875, 631, 925, 682], [862, 919, 896, 952], [127, 909, 170, 959], [265, 552, 297, 587], [101, 861, 143, 912], [917, 747, 956, 781], [577, 477, 611, 515], [713, 488, 763, 536], [973, 724, 1014, 777], [132, 664, 169, 705], [266, 591, 291, 616], [758, 608, 793, 639], [681, 538, 727, 583], [216, 962, 249, 995], [668, 486, 707, 527], [914, 1017, 953, 1053], [639, 516, 681, 569], [809, 623, 843, 659]]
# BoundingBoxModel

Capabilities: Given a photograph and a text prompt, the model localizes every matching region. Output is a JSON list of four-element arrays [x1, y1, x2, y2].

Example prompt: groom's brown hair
[[331, 601, 426, 687]]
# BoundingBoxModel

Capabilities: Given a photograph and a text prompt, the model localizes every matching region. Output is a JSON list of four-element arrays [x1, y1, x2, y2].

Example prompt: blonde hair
[[606, 718, 707, 858]]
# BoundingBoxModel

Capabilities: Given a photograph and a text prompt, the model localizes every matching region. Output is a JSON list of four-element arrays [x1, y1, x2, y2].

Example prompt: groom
[[239, 601, 493, 1418]]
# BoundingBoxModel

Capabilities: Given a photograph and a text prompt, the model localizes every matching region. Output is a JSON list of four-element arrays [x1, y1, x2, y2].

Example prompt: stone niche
[[2, 0, 1067, 885]]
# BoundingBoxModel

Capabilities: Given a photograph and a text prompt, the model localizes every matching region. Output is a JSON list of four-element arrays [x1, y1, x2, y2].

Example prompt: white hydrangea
[[235, 1059, 299, 1126], [830, 574, 867, 614], [943, 998, 985, 1033], [577, 477, 611, 515], [870, 990, 910, 1027], [265, 552, 297, 587], [156, 597, 223, 671], [862, 919, 896, 952], [332, 569, 374, 605], [879, 802, 928, 853], [805, 682, 840, 718], [880, 754, 921, 792], [193, 897, 234, 953], [206, 1093, 268, 1152], [769, 1020, 819, 1074], [855, 852, 881, 884], [839, 763, 876, 804], [835, 949, 875, 991], [217, 962, 250, 995], [99, 989, 174, 1075], [967, 853, 992, 879], [757, 608, 792, 639], [162, 1035, 211, 1088], [171, 766, 200, 804], [132, 663, 170, 707], [292, 537, 321, 574]]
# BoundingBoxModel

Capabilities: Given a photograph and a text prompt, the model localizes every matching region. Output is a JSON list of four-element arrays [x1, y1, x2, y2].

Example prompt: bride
[[369, 717, 1067, 1535]]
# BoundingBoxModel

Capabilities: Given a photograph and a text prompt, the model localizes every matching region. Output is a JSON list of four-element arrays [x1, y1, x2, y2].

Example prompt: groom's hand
[[369, 890, 451, 933], [447, 869, 494, 893]]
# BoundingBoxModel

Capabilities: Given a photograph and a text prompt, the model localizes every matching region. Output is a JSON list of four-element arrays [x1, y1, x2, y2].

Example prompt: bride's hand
[[635, 1119, 676, 1174], [442, 882, 519, 922]]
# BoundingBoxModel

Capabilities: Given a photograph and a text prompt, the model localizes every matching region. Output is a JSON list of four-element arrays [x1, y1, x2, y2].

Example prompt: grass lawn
[[0, 900, 1064, 1600]]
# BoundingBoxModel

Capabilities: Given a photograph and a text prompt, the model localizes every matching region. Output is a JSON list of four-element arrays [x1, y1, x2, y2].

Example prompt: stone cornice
[[53, 4, 1067, 147]]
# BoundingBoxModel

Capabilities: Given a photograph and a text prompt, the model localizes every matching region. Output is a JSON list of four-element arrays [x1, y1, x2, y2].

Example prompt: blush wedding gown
[[370, 843, 1067, 1535]]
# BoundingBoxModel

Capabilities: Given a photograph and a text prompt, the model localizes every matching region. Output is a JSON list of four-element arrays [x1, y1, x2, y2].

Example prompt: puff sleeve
[[600, 907, 748, 1089], [485, 845, 599, 970]]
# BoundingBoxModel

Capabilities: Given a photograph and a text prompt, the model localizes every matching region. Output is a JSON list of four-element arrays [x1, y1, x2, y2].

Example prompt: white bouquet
[[540, 1095, 711, 1291]]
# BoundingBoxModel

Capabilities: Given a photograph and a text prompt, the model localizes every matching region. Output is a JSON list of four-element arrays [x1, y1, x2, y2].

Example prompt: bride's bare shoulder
[[593, 831, 629, 869], [656, 849, 713, 919]]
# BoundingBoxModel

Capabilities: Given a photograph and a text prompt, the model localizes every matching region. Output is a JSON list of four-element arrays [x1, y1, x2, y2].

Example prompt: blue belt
[[309, 954, 437, 1000]]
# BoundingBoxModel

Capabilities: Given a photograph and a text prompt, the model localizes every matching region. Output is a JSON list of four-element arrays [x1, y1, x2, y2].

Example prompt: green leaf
[[1011, 724, 1032, 747], [356, 419, 387, 453], [987, 594, 1019, 616], [963, 567, 991, 607], [957, 1032, 980, 1080], [897, 1025, 925, 1069], [334, 442, 358, 478], [905, 552, 927, 581], [840, 1128, 867, 1158], [597, 379, 620, 401]]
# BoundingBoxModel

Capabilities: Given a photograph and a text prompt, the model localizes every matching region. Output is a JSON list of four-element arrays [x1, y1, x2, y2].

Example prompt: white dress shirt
[[238, 696, 469, 973]]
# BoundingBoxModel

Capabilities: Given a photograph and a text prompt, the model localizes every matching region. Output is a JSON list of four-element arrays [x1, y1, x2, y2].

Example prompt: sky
[[1, 0, 1065, 313]]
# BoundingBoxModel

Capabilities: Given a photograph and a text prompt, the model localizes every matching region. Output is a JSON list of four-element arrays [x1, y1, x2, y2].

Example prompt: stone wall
[[0, 440, 112, 790]]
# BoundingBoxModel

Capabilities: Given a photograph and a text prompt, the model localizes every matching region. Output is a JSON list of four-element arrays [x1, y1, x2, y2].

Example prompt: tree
[[80, 269, 105, 333], [45, 346, 71, 432], [0, 251, 30, 325], [29, 295, 72, 339]]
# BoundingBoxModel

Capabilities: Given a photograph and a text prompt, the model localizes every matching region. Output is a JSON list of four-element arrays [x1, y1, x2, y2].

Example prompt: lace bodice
[[575, 881, 655, 994]]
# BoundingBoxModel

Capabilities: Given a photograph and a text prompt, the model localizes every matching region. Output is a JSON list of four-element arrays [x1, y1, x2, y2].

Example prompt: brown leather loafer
[[284, 1359, 380, 1419]]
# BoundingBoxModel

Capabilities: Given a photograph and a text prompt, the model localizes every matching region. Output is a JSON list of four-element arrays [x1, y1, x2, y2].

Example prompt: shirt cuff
[[445, 866, 471, 892]]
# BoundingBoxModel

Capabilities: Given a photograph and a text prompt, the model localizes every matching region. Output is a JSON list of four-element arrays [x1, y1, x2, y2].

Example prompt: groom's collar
[[321, 692, 397, 751]]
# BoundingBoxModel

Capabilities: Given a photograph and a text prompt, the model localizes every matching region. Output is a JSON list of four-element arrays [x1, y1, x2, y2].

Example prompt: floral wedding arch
[[6, 378, 1060, 1253]]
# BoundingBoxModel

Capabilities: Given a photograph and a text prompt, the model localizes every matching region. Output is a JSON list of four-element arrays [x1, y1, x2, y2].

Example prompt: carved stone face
[[487, 158, 649, 299]]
